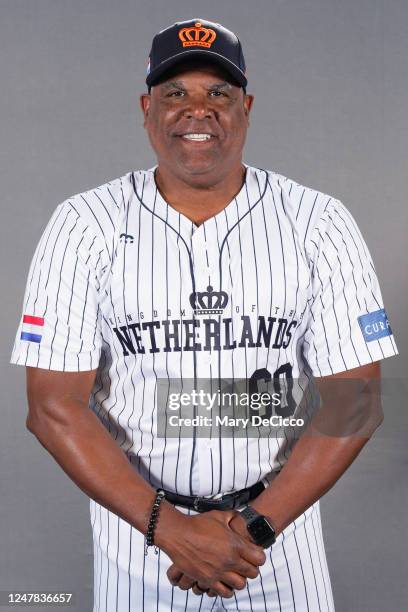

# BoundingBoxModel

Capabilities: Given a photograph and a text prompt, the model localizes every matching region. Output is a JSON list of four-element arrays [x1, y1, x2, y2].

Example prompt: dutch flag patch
[[20, 314, 44, 343]]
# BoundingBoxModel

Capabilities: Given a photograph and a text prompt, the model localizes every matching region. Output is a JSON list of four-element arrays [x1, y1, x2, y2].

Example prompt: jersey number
[[248, 364, 296, 419]]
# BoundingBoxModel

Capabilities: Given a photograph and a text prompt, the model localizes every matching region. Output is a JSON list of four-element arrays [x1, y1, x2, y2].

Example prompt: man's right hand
[[155, 506, 266, 598]]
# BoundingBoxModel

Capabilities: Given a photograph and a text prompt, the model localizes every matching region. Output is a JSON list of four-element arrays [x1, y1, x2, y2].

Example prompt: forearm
[[28, 401, 265, 595], [27, 400, 181, 538], [251, 430, 369, 536], [251, 365, 384, 536]]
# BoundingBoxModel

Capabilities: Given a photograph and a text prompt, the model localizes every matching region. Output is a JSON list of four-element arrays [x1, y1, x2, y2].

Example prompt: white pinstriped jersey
[[11, 163, 398, 500]]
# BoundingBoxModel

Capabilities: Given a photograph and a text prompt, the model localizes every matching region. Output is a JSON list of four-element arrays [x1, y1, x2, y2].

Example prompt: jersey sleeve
[[10, 200, 107, 372], [302, 198, 398, 377]]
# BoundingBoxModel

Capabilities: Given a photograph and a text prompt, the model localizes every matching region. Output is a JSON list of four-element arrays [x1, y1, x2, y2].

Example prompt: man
[[11, 18, 398, 612]]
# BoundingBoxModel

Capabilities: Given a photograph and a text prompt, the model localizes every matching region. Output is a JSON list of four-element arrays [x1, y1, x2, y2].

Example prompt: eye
[[209, 90, 225, 97], [167, 90, 185, 97]]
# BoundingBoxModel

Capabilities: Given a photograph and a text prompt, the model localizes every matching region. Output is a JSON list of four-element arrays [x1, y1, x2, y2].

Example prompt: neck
[[154, 163, 247, 226]]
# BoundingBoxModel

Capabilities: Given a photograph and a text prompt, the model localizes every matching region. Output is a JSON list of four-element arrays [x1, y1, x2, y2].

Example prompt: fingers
[[213, 510, 266, 570], [234, 559, 260, 580], [228, 513, 249, 540], [192, 582, 209, 596], [207, 580, 235, 598], [239, 541, 266, 568], [213, 509, 265, 568], [191, 581, 234, 599], [166, 565, 183, 586], [191, 583, 218, 598], [190, 571, 249, 598], [177, 575, 196, 591], [219, 571, 248, 591], [169, 567, 248, 599], [167, 565, 196, 590]]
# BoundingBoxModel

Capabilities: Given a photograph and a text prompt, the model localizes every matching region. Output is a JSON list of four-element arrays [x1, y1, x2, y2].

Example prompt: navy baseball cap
[[146, 18, 247, 91]]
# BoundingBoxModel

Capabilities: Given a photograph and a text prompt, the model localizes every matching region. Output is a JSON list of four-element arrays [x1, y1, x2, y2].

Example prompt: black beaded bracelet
[[145, 489, 166, 555]]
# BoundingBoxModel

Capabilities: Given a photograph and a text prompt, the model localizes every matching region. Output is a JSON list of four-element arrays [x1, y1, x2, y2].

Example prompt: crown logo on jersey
[[178, 22, 217, 49], [189, 285, 229, 315]]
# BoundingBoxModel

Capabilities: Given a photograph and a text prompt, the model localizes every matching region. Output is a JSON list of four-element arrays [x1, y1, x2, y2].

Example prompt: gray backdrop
[[1, 1, 406, 610]]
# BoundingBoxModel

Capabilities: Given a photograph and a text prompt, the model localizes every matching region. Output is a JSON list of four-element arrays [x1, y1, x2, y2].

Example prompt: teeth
[[182, 133, 212, 141]]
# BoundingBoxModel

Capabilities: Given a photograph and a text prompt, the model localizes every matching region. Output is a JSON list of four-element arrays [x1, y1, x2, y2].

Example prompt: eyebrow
[[162, 81, 186, 90], [161, 80, 233, 91], [209, 82, 233, 91]]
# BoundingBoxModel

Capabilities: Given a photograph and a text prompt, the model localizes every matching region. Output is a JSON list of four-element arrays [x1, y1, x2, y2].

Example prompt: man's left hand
[[167, 511, 252, 597]]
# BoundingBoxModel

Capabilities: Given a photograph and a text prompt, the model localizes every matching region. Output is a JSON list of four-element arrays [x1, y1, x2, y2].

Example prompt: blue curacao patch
[[358, 309, 392, 342]]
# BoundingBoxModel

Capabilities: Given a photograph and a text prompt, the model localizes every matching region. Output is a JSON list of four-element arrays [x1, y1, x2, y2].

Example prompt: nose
[[182, 94, 214, 120]]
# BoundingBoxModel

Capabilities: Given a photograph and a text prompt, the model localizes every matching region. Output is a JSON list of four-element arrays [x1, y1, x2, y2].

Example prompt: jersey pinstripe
[[90, 499, 335, 612], [11, 163, 398, 611]]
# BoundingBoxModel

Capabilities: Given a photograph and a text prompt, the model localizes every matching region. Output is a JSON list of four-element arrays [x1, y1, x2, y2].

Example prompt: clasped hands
[[157, 508, 266, 599]]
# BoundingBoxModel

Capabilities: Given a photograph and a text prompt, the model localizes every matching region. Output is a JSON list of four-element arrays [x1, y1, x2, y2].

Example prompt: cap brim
[[146, 49, 247, 89]]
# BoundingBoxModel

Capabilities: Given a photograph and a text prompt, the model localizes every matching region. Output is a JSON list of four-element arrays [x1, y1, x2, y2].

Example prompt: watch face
[[248, 516, 276, 548]]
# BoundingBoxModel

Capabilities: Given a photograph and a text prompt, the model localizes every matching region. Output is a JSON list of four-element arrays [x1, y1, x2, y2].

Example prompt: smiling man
[[10, 18, 398, 612]]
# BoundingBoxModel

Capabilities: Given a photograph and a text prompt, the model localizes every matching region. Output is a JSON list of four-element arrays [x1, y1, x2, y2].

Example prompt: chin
[[176, 156, 220, 178]]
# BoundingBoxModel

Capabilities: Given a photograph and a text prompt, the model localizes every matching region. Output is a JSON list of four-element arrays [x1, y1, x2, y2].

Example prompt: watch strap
[[240, 505, 259, 523]]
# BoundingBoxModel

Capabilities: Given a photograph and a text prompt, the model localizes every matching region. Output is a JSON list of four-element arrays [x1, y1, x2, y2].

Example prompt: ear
[[140, 93, 151, 125], [243, 94, 254, 124]]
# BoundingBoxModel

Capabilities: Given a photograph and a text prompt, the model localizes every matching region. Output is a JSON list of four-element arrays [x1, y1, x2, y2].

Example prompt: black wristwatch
[[240, 505, 276, 548]]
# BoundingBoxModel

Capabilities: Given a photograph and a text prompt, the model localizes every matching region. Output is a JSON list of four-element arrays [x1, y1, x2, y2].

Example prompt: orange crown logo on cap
[[178, 22, 217, 48]]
